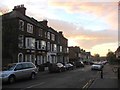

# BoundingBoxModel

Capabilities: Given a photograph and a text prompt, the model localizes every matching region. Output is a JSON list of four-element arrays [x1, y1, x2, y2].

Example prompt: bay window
[[25, 37, 35, 49]]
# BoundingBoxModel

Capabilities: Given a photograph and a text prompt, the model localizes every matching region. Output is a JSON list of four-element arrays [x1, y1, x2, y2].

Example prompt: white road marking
[[26, 82, 45, 88]]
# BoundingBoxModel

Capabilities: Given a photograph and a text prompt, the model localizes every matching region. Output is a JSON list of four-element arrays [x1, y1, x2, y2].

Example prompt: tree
[[106, 51, 116, 64], [94, 54, 100, 61]]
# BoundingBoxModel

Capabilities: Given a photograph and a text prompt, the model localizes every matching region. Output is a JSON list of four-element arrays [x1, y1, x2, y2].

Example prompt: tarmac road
[[2, 65, 99, 89]]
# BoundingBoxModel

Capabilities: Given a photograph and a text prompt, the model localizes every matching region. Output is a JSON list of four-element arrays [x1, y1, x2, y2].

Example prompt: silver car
[[0, 62, 38, 84], [91, 63, 103, 71]]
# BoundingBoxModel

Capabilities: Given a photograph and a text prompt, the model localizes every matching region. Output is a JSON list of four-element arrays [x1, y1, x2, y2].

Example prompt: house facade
[[68, 46, 91, 63], [2, 5, 69, 66], [115, 46, 120, 59]]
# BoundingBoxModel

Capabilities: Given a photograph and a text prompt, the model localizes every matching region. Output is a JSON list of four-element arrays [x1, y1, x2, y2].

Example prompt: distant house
[[68, 46, 92, 63], [68, 46, 81, 62], [115, 46, 120, 59]]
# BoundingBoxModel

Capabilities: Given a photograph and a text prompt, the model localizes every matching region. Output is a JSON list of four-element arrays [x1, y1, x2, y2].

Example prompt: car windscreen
[[2, 63, 16, 71], [93, 64, 101, 66]]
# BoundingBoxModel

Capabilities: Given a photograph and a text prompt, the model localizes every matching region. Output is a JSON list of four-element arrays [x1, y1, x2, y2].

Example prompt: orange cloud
[[48, 19, 117, 50], [0, 5, 9, 15], [49, 1, 118, 30]]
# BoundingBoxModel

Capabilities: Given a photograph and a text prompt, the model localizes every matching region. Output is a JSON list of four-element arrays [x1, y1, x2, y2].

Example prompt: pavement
[[89, 63, 119, 88]]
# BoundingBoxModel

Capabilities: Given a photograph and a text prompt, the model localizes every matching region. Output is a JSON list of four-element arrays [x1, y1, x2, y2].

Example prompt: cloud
[[0, 5, 9, 15], [48, 19, 117, 49], [49, 1, 118, 30], [89, 42, 118, 56]]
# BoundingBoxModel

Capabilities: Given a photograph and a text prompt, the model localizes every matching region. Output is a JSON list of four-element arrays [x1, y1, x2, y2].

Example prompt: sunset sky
[[0, 0, 119, 56]]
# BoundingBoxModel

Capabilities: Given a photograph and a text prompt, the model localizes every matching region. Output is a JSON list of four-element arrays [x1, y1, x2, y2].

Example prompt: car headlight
[[1, 74, 9, 77]]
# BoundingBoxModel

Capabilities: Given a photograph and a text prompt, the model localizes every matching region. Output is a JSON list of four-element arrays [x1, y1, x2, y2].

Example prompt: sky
[[0, 0, 119, 56]]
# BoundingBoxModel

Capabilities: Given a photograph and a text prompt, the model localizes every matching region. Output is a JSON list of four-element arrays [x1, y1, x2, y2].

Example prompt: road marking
[[82, 79, 94, 88], [83, 82, 89, 88], [82, 71, 100, 88], [26, 82, 45, 88]]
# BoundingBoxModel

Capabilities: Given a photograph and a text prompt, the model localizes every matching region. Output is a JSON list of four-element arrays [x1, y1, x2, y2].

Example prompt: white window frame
[[67, 48, 69, 53], [25, 37, 35, 49], [18, 53, 23, 62], [47, 32, 50, 39], [25, 38, 30, 49], [51, 34, 55, 41], [54, 44, 57, 52], [41, 40, 46, 50], [31, 38, 35, 49], [27, 23, 33, 33], [60, 46, 62, 52], [39, 28, 43, 37], [19, 20, 24, 31]]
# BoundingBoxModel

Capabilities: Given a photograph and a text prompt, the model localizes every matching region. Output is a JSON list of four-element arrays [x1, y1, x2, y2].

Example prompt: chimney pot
[[59, 31, 63, 35], [13, 4, 26, 15]]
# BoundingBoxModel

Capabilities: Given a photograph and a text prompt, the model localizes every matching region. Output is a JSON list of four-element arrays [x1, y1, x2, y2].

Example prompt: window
[[41, 40, 46, 50], [31, 55, 35, 64], [60, 46, 62, 52], [67, 48, 69, 53], [51, 34, 55, 41], [51, 44, 53, 52], [27, 23, 33, 33], [15, 64, 23, 70], [31, 38, 35, 49], [25, 37, 35, 49], [47, 42, 50, 51], [19, 20, 24, 31], [28, 63, 35, 68], [25, 54, 31, 62], [37, 55, 42, 65], [22, 63, 30, 69], [47, 32, 50, 39], [39, 28, 43, 37], [18, 35, 24, 48], [18, 53, 23, 62], [45, 31, 47, 38], [54, 44, 57, 52], [36, 40, 39, 50]]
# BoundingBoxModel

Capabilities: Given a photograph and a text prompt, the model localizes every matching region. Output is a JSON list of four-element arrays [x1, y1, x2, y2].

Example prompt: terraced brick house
[[2, 5, 69, 68]]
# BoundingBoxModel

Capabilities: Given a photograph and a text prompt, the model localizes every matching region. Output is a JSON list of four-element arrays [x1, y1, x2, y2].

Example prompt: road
[[2, 65, 99, 89]]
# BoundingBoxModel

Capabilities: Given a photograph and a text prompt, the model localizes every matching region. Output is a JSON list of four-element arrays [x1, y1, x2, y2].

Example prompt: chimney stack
[[59, 31, 63, 35], [13, 4, 26, 15], [39, 19, 48, 26]]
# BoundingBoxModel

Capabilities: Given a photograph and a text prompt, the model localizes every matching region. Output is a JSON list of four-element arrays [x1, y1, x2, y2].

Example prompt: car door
[[22, 63, 33, 78], [14, 64, 24, 80]]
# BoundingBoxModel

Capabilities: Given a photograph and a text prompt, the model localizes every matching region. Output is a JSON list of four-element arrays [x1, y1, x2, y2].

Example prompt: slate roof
[[115, 46, 120, 53]]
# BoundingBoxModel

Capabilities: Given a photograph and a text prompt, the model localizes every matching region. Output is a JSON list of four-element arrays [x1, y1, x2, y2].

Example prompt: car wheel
[[30, 73, 36, 79], [59, 69, 62, 72], [8, 75, 16, 84]]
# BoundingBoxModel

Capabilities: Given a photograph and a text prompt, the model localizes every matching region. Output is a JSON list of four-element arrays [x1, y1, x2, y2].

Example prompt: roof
[[115, 46, 120, 53], [2, 10, 39, 26]]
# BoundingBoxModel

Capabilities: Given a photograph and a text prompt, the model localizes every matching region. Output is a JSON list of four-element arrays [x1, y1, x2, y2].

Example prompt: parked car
[[0, 62, 38, 84], [83, 61, 89, 65], [48, 63, 66, 73], [89, 61, 94, 65], [102, 61, 108, 65], [75, 61, 84, 68], [65, 63, 74, 70], [91, 63, 103, 71]]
